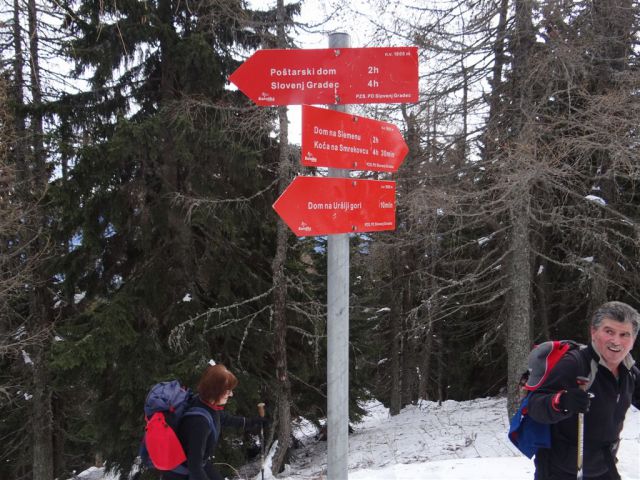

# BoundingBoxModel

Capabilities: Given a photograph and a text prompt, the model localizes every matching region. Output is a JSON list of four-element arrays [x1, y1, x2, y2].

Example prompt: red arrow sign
[[229, 47, 418, 106], [273, 176, 396, 236], [301, 105, 409, 172]]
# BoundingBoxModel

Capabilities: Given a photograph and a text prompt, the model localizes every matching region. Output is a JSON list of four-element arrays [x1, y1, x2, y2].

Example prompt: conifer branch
[[168, 288, 274, 351]]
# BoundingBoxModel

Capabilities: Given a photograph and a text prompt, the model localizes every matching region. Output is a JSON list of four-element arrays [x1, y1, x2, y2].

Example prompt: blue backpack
[[140, 380, 218, 474], [508, 341, 597, 458]]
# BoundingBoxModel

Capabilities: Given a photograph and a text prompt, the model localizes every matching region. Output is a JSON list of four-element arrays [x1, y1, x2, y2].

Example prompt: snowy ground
[[73, 396, 639, 480], [274, 397, 639, 480]]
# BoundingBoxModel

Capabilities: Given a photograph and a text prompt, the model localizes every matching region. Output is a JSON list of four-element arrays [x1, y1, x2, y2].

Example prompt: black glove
[[559, 388, 590, 414], [246, 416, 271, 433]]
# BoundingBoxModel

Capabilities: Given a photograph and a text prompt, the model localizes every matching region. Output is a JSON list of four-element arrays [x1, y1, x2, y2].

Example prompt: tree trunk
[[32, 330, 54, 480], [270, 155, 292, 473], [27, 0, 55, 477], [504, 0, 536, 417], [28, 0, 43, 180], [401, 284, 416, 406], [401, 326, 413, 406], [11, 0, 26, 166], [436, 329, 444, 405], [534, 256, 550, 341], [271, 213, 292, 474], [418, 318, 433, 400], [389, 285, 402, 415], [506, 193, 532, 415], [418, 242, 438, 401], [270, 2, 293, 473], [483, 0, 509, 161]]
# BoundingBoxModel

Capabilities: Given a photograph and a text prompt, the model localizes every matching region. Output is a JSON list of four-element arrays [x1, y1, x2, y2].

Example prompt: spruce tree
[[49, 0, 293, 475]]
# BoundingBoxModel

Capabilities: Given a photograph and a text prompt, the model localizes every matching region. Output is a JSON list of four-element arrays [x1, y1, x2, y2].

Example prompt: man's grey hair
[[591, 301, 640, 337]]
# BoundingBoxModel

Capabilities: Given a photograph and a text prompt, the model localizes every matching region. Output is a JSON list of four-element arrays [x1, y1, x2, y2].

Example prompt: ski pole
[[576, 376, 589, 480], [257, 402, 266, 480]]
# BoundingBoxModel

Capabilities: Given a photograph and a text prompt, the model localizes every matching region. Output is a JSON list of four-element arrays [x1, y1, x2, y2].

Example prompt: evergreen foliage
[[47, 0, 286, 475], [0, 0, 639, 477]]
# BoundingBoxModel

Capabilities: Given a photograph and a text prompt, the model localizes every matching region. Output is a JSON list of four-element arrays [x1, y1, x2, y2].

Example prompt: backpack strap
[[183, 406, 219, 443], [586, 357, 598, 390], [574, 345, 598, 390], [169, 407, 218, 476]]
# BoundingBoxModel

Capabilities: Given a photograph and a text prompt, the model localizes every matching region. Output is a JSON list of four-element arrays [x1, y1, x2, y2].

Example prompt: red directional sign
[[302, 105, 409, 172], [272, 176, 396, 236], [229, 47, 418, 106]]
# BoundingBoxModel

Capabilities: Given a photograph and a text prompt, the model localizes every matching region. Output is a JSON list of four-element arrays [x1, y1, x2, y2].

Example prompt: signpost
[[231, 34, 418, 480], [301, 105, 409, 172], [229, 46, 418, 106], [272, 176, 396, 237]]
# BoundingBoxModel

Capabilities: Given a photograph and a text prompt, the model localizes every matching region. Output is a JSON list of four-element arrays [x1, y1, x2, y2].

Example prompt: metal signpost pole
[[327, 31, 350, 480]]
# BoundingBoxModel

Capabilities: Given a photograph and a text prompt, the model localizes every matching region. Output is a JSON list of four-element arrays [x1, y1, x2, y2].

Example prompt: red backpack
[[140, 380, 217, 473], [508, 341, 598, 458]]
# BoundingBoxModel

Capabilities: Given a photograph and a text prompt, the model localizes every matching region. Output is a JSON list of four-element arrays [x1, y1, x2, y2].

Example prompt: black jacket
[[527, 343, 640, 478], [162, 398, 247, 480]]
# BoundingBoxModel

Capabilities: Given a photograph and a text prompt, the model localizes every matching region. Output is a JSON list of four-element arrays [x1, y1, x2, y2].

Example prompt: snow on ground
[[74, 396, 640, 480], [273, 397, 639, 480]]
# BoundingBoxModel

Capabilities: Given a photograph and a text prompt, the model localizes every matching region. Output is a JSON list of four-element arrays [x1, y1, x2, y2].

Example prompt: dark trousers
[[535, 473, 618, 480], [534, 449, 620, 480], [161, 463, 224, 480]]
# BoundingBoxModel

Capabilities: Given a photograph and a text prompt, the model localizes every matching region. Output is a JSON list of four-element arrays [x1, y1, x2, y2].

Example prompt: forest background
[[1, 0, 639, 479]]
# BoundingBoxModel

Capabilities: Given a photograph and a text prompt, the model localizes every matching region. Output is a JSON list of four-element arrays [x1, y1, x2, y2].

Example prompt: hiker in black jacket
[[527, 301, 640, 480], [162, 364, 269, 480]]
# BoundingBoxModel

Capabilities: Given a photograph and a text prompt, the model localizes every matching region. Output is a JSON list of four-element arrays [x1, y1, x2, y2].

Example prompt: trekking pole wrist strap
[[551, 390, 566, 412]]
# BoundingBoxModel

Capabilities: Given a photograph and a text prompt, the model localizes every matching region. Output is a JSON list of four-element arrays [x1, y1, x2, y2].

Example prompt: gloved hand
[[559, 388, 590, 414], [246, 416, 271, 433]]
